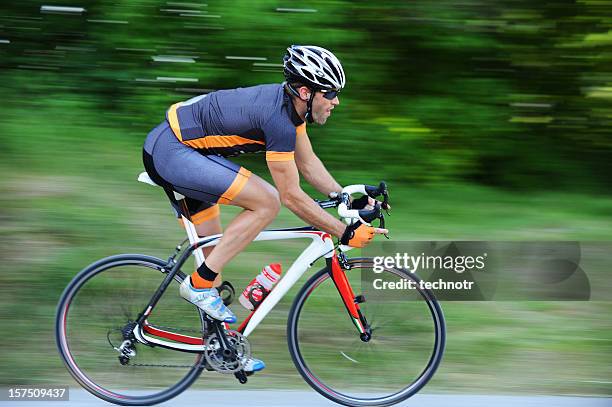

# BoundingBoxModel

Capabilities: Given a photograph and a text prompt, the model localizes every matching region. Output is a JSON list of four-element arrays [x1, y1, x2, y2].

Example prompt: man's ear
[[299, 86, 311, 101]]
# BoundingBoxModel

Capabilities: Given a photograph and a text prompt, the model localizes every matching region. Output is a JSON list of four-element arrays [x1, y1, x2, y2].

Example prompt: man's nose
[[332, 96, 340, 106]]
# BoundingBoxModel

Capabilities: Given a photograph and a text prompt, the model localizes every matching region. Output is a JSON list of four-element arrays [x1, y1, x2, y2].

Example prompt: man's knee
[[257, 188, 281, 219], [232, 174, 280, 218]]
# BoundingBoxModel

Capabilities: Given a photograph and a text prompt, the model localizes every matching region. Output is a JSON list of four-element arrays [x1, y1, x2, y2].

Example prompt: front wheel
[[287, 257, 446, 407], [55, 254, 206, 406]]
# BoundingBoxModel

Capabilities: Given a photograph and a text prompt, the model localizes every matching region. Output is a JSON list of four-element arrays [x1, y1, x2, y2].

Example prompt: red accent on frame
[[237, 311, 255, 334], [299, 230, 332, 241], [330, 253, 360, 320], [143, 323, 204, 345]]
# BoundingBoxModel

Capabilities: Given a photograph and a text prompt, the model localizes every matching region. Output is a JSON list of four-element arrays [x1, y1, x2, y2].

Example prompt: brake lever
[[381, 191, 391, 216], [373, 211, 388, 239]]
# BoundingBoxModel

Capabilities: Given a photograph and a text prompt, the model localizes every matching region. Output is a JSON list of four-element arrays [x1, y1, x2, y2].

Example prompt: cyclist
[[142, 45, 387, 372]]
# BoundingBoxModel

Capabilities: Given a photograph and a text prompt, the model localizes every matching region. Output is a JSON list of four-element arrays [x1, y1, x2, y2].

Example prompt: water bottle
[[239, 264, 282, 311]]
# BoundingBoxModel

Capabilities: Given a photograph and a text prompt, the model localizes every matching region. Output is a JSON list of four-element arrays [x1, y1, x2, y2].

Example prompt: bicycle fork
[[328, 252, 372, 342]]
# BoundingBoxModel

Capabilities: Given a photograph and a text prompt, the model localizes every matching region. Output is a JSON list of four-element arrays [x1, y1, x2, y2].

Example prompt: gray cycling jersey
[[166, 83, 306, 161]]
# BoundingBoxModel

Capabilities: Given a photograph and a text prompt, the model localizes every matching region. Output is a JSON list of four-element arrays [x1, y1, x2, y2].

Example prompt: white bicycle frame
[[133, 172, 363, 352]]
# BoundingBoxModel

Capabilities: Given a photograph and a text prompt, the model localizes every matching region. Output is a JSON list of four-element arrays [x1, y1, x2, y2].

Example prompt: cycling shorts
[[143, 122, 252, 225]]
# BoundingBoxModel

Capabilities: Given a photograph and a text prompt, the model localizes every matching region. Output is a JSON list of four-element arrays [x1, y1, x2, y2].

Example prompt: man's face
[[311, 91, 340, 125]]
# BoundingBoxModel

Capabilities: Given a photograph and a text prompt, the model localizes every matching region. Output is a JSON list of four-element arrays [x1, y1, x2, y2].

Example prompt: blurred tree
[[0, 0, 610, 191]]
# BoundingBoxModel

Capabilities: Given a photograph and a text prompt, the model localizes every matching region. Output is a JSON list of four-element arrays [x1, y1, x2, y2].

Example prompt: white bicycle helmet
[[283, 45, 346, 91]]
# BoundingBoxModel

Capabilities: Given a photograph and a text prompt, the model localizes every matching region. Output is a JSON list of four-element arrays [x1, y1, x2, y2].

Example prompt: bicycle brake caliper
[[338, 252, 351, 270]]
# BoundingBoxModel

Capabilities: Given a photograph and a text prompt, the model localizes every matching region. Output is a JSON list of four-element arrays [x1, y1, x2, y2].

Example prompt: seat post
[[176, 196, 206, 268], [137, 171, 206, 267]]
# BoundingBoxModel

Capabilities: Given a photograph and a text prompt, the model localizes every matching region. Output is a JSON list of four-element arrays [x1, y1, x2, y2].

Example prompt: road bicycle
[[55, 173, 446, 407]]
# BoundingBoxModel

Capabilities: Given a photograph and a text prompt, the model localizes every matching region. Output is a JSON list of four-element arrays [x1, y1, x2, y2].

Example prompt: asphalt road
[[1, 390, 610, 407]]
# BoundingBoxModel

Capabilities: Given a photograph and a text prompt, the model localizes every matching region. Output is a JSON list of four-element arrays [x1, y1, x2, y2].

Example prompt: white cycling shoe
[[205, 356, 265, 373], [179, 278, 237, 323], [243, 357, 266, 373]]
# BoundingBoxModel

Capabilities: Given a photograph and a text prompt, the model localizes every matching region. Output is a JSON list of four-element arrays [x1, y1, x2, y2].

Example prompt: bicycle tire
[[287, 257, 446, 407], [55, 254, 206, 406]]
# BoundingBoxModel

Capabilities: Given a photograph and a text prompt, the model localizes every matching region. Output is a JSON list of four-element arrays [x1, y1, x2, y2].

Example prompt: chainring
[[204, 330, 251, 374]]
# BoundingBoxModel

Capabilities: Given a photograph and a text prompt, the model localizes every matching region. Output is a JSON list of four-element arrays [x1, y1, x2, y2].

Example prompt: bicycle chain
[[127, 361, 204, 368]]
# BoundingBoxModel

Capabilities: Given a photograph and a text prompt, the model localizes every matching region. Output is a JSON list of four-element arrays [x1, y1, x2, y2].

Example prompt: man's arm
[[294, 131, 342, 196], [268, 159, 346, 238]]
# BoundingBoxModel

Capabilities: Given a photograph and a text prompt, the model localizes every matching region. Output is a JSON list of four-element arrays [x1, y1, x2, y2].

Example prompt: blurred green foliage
[[1, 0, 611, 191]]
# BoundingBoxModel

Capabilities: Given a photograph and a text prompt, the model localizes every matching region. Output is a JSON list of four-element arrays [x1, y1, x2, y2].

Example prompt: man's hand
[[340, 221, 388, 248], [350, 195, 391, 211]]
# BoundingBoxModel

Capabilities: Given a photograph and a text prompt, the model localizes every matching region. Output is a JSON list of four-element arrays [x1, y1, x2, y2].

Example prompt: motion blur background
[[1, 0, 611, 397]]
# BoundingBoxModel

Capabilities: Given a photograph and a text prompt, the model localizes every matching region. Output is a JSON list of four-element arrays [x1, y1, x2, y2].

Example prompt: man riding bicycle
[[142, 45, 387, 373]]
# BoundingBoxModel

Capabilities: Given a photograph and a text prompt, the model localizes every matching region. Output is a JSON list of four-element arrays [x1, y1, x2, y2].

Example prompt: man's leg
[[181, 172, 279, 326], [193, 211, 223, 287], [186, 180, 273, 374], [188, 172, 279, 291], [199, 173, 280, 276]]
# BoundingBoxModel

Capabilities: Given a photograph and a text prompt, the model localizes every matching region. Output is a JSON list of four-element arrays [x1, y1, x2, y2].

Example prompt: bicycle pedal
[[234, 370, 248, 384]]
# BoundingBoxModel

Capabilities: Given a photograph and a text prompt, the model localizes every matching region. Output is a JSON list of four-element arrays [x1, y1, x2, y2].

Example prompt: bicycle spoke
[[288, 259, 445, 406], [56, 255, 205, 405]]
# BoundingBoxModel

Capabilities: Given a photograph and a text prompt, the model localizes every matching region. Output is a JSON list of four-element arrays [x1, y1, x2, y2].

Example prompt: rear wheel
[[288, 257, 445, 407], [55, 254, 206, 406]]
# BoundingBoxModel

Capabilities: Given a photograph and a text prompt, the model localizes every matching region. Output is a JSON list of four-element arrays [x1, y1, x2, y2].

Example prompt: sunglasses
[[320, 89, 340, 100]]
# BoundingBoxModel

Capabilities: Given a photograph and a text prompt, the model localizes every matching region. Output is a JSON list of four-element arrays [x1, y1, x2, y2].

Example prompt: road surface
[[1, 389, 610, 406]]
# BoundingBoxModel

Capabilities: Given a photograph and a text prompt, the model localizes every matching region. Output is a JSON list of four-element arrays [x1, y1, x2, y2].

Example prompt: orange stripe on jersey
[[296, 123, 307, 137], [266, 151, 295, 162], [218, 167, 252, 205], [167, 102, 184, 141], [182, 135, 265, 150], [191, 205, 221, 225]]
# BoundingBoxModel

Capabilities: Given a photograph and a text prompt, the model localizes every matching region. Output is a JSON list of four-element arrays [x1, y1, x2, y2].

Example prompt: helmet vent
[[302, 70, 315, 81]]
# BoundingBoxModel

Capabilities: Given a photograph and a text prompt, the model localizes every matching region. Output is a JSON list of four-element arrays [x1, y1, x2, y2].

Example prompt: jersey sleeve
[[262, 116, 300, 162]]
